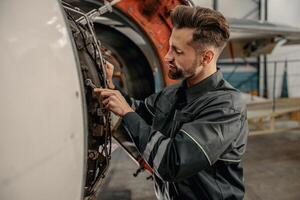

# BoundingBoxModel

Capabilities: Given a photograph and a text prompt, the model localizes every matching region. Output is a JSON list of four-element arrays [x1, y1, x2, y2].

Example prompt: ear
[[202, 49, 215, 65]]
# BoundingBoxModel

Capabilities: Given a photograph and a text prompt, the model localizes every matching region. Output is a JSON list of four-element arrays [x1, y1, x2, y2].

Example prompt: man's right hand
[[105, 61, 115, 89]]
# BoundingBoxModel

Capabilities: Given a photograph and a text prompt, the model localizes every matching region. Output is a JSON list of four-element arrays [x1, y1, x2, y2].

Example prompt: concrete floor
[[98, 148, 155, 200], [98, 129, 300, 200], [244, 130, 300, 200]]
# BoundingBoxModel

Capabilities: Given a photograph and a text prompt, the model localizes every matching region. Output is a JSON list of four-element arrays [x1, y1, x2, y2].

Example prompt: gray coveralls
[[121, 70, 248, 200]]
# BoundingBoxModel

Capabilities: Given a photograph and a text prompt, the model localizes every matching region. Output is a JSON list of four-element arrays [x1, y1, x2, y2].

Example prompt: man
[[95, 5, 248, 200]]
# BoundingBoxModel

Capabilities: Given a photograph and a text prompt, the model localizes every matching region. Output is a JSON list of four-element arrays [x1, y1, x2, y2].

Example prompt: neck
[[186, 64, 217, 88]]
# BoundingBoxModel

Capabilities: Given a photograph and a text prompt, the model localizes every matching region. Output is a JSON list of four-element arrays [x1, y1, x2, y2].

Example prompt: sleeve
[[115, 84, 159, 125], [122, 96, 243, 182]]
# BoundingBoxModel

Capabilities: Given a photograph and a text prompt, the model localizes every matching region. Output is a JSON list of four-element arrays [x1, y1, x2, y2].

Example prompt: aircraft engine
[[62, 2, 113, 199]]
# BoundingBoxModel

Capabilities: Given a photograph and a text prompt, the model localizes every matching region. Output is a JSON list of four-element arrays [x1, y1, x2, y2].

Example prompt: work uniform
[[121, 70, 248, 200]]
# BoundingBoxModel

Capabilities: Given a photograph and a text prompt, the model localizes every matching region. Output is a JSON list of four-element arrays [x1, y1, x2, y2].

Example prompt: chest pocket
[[152, 93, 194, 136], [153, 109, 195, 138]]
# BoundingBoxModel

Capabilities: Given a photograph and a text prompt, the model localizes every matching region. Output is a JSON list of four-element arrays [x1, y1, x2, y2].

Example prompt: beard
[[167, 59, 198, 80], [168, 64, 185, 80]]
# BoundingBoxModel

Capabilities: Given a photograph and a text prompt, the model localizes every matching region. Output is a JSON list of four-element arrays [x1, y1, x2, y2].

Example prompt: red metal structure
[[116, 0, 191, 85]]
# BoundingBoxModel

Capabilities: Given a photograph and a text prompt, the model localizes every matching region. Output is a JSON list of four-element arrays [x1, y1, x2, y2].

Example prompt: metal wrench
[[85, 79, 97, 89]]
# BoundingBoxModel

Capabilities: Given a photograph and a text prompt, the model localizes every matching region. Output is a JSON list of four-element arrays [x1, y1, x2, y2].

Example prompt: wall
[[267, 0, 300, 97]]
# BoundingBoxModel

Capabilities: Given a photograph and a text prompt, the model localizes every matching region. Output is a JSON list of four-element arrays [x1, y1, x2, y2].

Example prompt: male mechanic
[[95, 5, 248, 200]]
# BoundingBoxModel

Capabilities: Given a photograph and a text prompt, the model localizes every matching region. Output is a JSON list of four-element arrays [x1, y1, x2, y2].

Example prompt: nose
[[164, 48, 174, 62]]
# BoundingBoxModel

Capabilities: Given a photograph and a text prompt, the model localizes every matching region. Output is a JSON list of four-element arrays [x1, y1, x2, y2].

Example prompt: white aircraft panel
[[0, 0, 85, 199]]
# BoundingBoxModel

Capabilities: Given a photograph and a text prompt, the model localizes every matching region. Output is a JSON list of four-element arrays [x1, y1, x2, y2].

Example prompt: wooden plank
[[250, 127, 300, 136], [247, 98, 300, 134], [247, 97, 300, 110], [247, 107, 300, 120]]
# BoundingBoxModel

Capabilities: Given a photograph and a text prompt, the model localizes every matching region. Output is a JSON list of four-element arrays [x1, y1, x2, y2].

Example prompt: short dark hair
[[170, 5, 230, 49]]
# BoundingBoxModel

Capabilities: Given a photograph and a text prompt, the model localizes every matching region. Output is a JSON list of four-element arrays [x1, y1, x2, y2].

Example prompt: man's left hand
[[94, 88, 134, 117]]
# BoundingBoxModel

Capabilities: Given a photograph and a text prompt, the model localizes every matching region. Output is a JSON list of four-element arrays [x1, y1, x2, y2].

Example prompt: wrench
[[85, 79, 97, 89]]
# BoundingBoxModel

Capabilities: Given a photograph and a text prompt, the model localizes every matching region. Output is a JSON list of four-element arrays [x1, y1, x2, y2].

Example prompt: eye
[[173, 48, 183, 55], [175, 50, 183, 54]]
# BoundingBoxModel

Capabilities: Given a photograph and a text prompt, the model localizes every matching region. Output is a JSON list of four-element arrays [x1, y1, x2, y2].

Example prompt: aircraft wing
[[221, 18, 300, 59]]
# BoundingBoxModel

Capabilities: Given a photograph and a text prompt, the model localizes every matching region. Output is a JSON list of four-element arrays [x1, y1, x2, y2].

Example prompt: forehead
[[169, 28, 195, 47]]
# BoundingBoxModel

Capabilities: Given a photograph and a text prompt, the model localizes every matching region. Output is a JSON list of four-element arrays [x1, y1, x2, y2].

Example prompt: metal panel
[[0, 0, 85, 199]]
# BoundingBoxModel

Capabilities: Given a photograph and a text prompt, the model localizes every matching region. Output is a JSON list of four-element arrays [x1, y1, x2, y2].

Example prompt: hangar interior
[[96, 1, 300, 200], [1, 0, 300, 200]]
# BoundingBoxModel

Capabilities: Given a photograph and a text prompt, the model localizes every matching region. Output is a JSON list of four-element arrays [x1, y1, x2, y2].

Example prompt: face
[[164, 28, 203, 80]]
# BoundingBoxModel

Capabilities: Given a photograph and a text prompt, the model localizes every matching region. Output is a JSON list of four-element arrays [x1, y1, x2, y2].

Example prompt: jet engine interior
[[62, 2, 113, 198]]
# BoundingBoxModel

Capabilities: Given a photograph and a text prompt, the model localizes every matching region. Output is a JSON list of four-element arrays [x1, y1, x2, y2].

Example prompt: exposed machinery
[[62, 2, 113, 198]]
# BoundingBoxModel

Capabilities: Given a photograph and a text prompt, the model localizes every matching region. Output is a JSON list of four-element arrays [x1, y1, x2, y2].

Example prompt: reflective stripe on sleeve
[[180, 129, 212, 166], [143, 131, 165, 162], [152, 138, 171, 169]]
